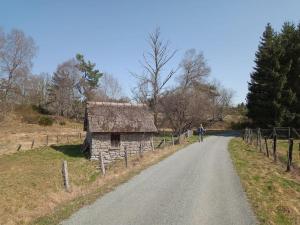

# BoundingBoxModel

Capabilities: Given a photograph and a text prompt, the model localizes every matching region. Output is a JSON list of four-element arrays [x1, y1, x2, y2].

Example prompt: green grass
[[0, 137, 197, 225], [0, 144, 99, 225], [229, 138, 300, 225], [252, 137, 300, 168], [276, 140, 300, 168]]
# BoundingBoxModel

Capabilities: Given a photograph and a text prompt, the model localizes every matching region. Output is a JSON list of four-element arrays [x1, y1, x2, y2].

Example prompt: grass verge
[[0, 137, 196, 225], [229, 138, 300, 225]]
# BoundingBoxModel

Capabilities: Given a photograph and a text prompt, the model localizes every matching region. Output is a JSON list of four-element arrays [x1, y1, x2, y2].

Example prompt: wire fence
[[0, 132, 86, 154], [152, 129, 194, 149], [242, 127, 300, 172]]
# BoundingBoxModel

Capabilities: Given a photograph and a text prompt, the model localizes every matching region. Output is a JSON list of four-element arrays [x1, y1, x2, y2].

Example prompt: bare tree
[[177, 49, 210, 89], [206, 80, 234, 121], [160, 84, 214, 134], [132, 27, 177, 126], [0, 28, 4, 50], [15, 73, 49, 106], [0, 29, 37, 103], [159, 49, 213, 133], [97, 73, 123, 100], [215, 85, 235, 120], [47, 59, 82, 118]]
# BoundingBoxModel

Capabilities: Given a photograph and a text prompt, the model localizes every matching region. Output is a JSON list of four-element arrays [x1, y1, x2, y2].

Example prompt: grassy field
[[275, 140, 300, 168], [0, 108, 84, 156], [229, 138, 300, 225], [0, 136, 197, 225]]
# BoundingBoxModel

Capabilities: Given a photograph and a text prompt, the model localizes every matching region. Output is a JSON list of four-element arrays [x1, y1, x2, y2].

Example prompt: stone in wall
[[90, 132, 153, 164]]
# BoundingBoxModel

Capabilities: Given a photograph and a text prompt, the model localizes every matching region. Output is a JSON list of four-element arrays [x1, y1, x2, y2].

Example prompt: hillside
[[0, 108, 84, 155]]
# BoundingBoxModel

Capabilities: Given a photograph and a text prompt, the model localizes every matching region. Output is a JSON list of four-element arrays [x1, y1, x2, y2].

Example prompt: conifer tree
[[75, 54, 102, 101], [247, 24, 289, 127], [280, 22, 300, 126]]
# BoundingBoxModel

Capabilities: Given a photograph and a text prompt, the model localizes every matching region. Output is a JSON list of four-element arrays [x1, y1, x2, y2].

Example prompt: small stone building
[[83, 101, 157, 164]]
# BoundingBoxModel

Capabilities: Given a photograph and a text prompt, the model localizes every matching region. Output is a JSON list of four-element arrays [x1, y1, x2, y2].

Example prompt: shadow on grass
[[51, 144, 86, 158]]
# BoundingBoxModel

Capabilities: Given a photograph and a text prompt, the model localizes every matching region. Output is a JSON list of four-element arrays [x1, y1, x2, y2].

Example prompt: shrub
[[38, 116, 54, 126], [22, 114, 40, 124], [59, 121, 66, 126], [31, 104, 50, 115]]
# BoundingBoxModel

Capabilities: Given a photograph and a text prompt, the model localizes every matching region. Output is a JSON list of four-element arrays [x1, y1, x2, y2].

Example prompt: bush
[[22, 114, 40, 124], [38, 116, 54, 126], [31, 104, 50, 115], [230, 121, 250, 130], [59, 121, 66, 126]]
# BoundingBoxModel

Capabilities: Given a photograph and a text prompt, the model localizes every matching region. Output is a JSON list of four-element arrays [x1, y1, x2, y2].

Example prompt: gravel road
[[62, 135, 257, 225]]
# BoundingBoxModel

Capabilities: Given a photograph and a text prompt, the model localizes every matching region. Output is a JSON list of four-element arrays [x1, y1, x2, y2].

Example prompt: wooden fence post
[[248, 129, 250, 144], [248, 129, 251, 143], [273, 133, 277, 162], [172, 135, 174, 146], [17, 144, 22, 151], [151, 136, 155, 151], [163, 138, 166, 148], [299, 143, 300, 160], [124, 146, 128, 168], [31, 140, 35, 149], [256, 128, 259, 148], [264, 136, 269, 157], [139, 143, 143, 158], [258, 128, 262, 152], [286, 138, 293, 172], [62, 160, 70, 191], [99, 151, 106, 175]]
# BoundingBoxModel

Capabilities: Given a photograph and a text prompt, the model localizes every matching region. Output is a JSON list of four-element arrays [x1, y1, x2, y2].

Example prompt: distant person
[[197, 124, 205, 142]]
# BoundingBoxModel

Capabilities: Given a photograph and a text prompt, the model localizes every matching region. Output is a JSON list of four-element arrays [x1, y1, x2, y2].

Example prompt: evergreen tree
[[75, 54, 102, 101], [247, 24, 289, 127], [280, 22, 300, 126]]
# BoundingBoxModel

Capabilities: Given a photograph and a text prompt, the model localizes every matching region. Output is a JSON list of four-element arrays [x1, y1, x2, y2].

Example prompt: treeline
[[132, 28, 234, 133], [0, 29, 126, 121], [0, 27, 233, 132], [247, 22, 300, 127]]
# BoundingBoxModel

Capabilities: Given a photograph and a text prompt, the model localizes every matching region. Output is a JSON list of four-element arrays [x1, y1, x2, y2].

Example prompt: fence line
[[0, 132, 86, 153], [243, 127, 300, 173]]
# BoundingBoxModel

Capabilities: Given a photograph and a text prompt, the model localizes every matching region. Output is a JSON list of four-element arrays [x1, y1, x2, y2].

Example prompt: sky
[[1, 0, 300, 104]]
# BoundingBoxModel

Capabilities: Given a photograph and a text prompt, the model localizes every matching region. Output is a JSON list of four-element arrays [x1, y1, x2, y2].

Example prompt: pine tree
[[280, 22, 300, 126], [75, 54, 102, 101], [247, 24, 289, 127]]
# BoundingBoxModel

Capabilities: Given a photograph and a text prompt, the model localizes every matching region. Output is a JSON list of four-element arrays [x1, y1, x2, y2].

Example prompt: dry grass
[[208, 114, 246, 129], [229, 138, 300, 225], [252, 138, 300, 169], [276, 140, 300, 168], [0, 112, 84, 155], [0, 137, 196, 225]]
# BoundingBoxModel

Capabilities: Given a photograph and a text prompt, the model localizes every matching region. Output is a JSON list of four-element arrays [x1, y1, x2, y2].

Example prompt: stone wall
[[89, 132, 153, 164]]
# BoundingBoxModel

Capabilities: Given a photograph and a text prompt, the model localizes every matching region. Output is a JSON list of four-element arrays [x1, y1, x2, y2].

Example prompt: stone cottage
[[83, 101, 157, 164]]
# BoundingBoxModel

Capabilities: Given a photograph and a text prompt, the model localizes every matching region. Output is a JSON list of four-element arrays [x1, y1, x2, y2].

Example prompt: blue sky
[[1, 0, 300, 104]]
